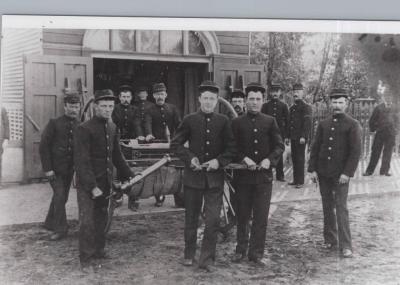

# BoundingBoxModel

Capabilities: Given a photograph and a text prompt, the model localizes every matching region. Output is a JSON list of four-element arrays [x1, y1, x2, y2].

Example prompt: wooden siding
[[1, 28, 43, 141], [215, 31, 249, 55], [42, 29, 85, 56]]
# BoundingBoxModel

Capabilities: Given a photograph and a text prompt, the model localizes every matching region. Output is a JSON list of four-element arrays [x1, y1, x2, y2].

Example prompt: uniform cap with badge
[[198, 80, 219, 94], [94, 89, 116, 102]]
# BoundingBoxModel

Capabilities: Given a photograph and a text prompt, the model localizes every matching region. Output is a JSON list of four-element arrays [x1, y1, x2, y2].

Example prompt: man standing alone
[[308, 88, 361, 258], [364, 82, 399, 176], [288, 83, 312, 188], [39, 93, 81, 240]]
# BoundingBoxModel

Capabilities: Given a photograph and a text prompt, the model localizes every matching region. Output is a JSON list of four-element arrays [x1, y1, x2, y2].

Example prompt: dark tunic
[[308, 113, 362, 178], [171, 111, 236, 189], [231, 112, 284, 184], [74, 116, 132, 194], [288, 99, 312, 140], [261, 99, 289, 138], [145, 103, 181, 140], [39, 115, 79, 176], [133, 100, 155, 135], [111, 103, 142, 139]]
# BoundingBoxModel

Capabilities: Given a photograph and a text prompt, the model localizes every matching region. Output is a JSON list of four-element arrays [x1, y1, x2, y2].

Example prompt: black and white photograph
[[0, 15, 399, 284]]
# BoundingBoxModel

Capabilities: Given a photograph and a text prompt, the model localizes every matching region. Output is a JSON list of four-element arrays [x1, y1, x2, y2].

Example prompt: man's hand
[[259, 158, 271, 170], [190, 157, 202, 171], [284, 138, 290, 146], [2, 139, 8, 148], [45, 170, 56, 181], [145, 134, 155, 142], [91, 187, 103, 199], [137, 136, 145, 141], [309, 171, 318, 183], [299, 137, 306, 144], [202, 159, 219, 172], [243, 156, 257, 171], [338, 174, 350, 184]]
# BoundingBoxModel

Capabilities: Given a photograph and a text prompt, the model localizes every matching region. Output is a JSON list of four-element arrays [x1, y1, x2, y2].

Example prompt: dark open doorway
[[93, 58, 208, 115]]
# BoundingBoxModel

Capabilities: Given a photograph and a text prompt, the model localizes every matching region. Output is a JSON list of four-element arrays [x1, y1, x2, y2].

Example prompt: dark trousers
[[44, 173, 73, 234], [184, 185, 223, 267], [77, 189, 108, 263], [275, 154, 284, 180], [318, 175, 352, 250], [291, 139, 306, 184], [366, 131, 396, 175], [235, 182, 272, 260]]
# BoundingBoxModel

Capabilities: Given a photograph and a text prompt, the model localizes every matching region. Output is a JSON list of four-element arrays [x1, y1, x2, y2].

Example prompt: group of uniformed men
[[40, 75, 397, 272]]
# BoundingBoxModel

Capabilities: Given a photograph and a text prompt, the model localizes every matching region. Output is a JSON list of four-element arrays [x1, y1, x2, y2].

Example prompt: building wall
[[42, 29, 85, 56], [1, 28, 43, 142], [215, 31, 250, 55]]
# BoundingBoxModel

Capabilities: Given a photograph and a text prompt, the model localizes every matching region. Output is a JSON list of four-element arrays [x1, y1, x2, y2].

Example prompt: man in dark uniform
[[111, 84, 142, 140], [261, 83, 289, 181], [288, 83, 312, 188], [145, 83, 182, 207], [0, 106, 10, 186], [308, 88, 361, 258], [74, 89, 134, 270], [231, 82, 284, 266], [145, 83, 181, 142], [133, 86, 154, 140], [230, 89, 246, 116], [170, 80, 236, 271], [363, 84, 399, 176], [39, 93, 81, 241]]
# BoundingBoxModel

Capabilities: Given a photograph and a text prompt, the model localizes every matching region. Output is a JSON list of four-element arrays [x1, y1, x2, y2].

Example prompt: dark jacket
[[288, 99, 313, 140], [111, 103, 142, 139], [170, 111, 236, 189], [0, 107, 10, 142], [308, 113, 362, 178], [39, 115, 79, 176], [145, 103, 181, 140], [261, 99, 289, 138], [133, 100, 155, 134], [232, 112, 284, 184], [74, 116, 133, 195], [369, 103, 399, 136]]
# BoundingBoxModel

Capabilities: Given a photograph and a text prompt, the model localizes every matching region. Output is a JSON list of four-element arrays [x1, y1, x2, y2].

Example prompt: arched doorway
[[82, 30, 220, 114]]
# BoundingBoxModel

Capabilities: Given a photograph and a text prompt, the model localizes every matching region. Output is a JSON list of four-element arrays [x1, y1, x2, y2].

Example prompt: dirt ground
[[1, 194, 400, 285]]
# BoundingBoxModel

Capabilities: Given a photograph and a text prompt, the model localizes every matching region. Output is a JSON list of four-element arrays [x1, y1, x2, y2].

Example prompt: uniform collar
[[93, 115, 109, 123], [246, 111, 260, 119], [63, 114, 78, 121], [332, 113, 346, 119], [198, 110, 215, 118]]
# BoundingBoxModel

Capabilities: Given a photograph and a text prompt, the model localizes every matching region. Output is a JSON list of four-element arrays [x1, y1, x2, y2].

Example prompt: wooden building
[[1, 28, 265, 182]]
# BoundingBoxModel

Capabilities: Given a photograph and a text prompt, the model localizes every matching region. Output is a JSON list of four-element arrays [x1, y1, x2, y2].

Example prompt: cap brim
[[199, 86, 219, 93], [94, 95, 117, 102]]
